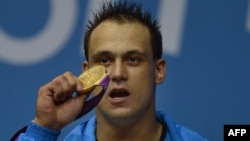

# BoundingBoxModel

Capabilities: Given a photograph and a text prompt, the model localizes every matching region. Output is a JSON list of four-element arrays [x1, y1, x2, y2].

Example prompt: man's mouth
[[110, 89, 130, 98]]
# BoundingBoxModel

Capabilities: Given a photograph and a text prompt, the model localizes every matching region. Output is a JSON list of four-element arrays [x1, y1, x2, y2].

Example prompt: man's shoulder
[[156, 111, 208, 141], [174, 124, 208, 141]]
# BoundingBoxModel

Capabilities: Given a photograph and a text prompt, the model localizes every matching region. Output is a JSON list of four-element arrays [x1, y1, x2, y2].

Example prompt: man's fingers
[[49, 72, 81, 102], [76, 77, 84, 92]]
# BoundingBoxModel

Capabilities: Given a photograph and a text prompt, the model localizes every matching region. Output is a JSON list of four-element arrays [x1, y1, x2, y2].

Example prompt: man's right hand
[[33, 71, 89, 130]]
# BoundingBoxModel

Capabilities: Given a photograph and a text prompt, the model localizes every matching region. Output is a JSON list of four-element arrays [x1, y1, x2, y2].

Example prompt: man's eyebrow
[[126, 50, 145, 55], [91, 49, 146, 59], [125, 50, 147, 57], [91, 50, 113, 59]]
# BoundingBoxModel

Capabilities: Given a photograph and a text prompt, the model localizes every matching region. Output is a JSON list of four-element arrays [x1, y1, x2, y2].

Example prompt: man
[[16, 1, 207, 141]]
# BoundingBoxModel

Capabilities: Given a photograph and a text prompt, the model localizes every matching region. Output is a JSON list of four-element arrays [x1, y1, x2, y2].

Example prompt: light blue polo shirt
[[18, 111, 208, 141]]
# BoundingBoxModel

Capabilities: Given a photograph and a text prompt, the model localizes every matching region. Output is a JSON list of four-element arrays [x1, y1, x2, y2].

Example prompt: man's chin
[[98, 108, 136, 121]]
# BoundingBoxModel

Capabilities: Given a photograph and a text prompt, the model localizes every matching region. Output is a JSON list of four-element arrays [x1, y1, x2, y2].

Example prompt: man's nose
[[108, 61, 128, 82]]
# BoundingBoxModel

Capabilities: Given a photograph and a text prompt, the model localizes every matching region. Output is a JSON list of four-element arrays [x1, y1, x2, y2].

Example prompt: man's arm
[[16, 71, 89, 141]]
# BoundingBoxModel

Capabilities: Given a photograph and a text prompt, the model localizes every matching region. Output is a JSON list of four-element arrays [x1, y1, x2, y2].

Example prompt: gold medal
[[78, 65, 109, 93], [76, 65, 110, 119]]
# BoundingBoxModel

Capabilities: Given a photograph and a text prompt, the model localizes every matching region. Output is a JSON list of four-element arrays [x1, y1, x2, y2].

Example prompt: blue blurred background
[[1, 0, 249, 140]]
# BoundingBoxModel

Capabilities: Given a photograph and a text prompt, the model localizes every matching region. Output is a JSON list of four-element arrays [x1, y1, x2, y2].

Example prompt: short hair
[[84, 1, 162, 60]]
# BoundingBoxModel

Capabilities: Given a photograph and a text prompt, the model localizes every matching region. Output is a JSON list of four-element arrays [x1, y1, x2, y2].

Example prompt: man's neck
[[96, 112, 162, 141]]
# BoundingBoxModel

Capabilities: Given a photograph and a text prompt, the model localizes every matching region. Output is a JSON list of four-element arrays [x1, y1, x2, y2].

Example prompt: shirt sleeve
[[17, 121, 60, 141]]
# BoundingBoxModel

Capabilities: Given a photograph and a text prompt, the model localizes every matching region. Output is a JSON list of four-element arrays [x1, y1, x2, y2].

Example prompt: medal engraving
[[78, 65, 108, 92]]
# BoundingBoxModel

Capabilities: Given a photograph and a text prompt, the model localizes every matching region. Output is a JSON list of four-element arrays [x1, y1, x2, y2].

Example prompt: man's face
[[84, 20, 165, 122]]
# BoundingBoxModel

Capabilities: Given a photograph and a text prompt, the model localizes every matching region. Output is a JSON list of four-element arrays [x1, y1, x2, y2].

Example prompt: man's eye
[[99, 57, 109, 64], [128, 56, 141, 65], [129, 57, 137, 62]]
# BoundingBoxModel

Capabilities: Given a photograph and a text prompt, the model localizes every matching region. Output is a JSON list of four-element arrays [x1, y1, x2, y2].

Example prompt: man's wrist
[[24, 120, 60, 141]]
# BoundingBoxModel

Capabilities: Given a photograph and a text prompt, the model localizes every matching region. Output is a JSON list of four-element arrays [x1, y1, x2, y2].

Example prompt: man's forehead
[[87, 20, 152, 59]]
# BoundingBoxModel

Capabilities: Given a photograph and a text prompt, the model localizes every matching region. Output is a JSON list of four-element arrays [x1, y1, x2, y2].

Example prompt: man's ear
[[155, 59, 167, 84], [82, 61, 89, 72]]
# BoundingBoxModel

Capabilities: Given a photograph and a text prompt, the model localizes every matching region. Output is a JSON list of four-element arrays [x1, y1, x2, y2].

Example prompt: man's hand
[[34, 71, 89, 130]]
